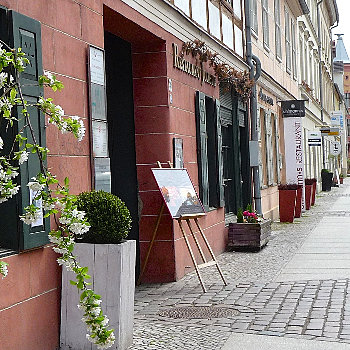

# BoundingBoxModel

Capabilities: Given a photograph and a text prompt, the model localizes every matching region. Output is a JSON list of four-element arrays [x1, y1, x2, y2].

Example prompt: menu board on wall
[[152, 168, 205, 218], [89, 45, 110, 191]]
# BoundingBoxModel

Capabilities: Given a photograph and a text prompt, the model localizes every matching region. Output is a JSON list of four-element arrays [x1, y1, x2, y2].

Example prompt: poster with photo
[[152, 168, 205, 218]]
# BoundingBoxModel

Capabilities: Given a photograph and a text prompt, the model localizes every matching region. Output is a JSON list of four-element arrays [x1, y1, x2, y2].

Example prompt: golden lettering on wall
[[172, 43, 216, 87]]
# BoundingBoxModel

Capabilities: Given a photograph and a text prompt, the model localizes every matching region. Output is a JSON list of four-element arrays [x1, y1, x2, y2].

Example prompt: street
[[130, 179, 350, 349]]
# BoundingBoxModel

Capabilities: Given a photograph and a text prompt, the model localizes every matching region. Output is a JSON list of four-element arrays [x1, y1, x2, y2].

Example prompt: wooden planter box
[[305, 184, 312, 210], [60, 240, 136, 350], [279, 189, 296, 223], [311, 181, 317, 206], [295, 187, 302, 218], [228, 219, 272, 251]]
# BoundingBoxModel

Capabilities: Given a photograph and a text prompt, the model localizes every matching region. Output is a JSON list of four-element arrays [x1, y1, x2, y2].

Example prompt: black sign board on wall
[[281, 100, 306, 118]]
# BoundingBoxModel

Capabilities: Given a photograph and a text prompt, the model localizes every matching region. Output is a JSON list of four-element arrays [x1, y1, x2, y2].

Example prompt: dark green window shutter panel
[[195, 91, 209, 211], [0, 9, 49, 251], [215, 100, 225, 207]]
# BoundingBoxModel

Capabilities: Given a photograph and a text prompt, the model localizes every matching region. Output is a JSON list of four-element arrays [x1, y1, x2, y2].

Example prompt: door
[[105, 31, 140, 277]]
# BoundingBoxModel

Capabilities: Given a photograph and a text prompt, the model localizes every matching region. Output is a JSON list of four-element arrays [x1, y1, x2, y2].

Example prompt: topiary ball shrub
[[76, 190, 132, 244]]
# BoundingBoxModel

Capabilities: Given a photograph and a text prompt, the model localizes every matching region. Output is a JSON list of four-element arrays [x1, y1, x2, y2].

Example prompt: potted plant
[[304, 179, 314, 210], [60, 190, 136, 350], [278, 184, 297, 223], [294, 185, 303, 218], [321, 169, 333, 191], [228, 204, 271, 251]]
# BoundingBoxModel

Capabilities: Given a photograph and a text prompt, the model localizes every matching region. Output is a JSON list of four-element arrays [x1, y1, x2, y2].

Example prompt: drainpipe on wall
[[330, 20, 339, 111], [244, 0, 262, 214], [317, 0, 326, 168]]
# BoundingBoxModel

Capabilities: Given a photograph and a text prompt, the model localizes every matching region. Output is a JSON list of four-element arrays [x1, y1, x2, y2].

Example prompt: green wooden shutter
[[195, 91, 209, 211], [215, 100, 225, 207], [1, 9, 49, 250], [265, 111, 274, 186]]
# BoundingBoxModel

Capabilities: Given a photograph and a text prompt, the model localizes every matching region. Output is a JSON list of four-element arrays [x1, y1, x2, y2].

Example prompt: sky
[[333, 0, 350, 56]]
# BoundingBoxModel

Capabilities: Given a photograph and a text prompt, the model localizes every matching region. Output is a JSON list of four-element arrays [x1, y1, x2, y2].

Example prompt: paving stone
[[130, 185, 350, 350]]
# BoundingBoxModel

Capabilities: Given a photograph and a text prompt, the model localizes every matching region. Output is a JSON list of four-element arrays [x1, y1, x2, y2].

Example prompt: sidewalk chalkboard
[[152, 168, 205, 218]]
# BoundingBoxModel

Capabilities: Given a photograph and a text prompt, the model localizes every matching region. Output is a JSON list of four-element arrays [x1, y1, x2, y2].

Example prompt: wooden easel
[[137, 161, 168, 285], [177, 214, 227, 292], [137, 161, 227, 292]]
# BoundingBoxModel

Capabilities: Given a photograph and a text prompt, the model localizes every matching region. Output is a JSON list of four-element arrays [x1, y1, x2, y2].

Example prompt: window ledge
[[251, 30, 258, 40], [263, 43, 270, 53], [0, 248, 16, 258], [225, 213, 237, 226], [276, 55, 282, 63]]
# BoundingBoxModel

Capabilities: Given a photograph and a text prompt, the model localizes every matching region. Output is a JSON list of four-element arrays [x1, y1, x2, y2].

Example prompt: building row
[[0, 0, 347, 348]]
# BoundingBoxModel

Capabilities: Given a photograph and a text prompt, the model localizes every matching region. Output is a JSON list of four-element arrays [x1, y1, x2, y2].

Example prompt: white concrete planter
[[60, 240, 136, 350]]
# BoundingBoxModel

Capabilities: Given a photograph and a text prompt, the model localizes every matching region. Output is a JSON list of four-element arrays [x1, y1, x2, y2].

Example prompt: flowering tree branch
[[0, 42, 115, 348]]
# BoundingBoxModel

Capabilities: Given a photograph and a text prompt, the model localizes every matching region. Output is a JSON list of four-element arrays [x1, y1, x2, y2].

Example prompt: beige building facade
[[250, 0, 307, 219], [298, 0, 339, 188]]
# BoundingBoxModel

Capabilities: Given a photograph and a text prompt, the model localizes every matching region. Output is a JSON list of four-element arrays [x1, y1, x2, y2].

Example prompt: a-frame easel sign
[[150, 167, 227, 292]]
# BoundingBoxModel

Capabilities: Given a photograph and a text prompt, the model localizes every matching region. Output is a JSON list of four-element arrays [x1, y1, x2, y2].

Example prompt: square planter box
[[60, 240, 136, 350], [228, 219, 272, 251]]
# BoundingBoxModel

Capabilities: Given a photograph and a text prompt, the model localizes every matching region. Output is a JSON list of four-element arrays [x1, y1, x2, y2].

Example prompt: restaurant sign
[[172, 43, 216, 87], [281, 100, 305, 118]]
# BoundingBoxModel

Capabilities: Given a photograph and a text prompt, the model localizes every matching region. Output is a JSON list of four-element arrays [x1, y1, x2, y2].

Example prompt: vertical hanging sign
[[89, 46, 111, 192], [282, 100, 305, 210]]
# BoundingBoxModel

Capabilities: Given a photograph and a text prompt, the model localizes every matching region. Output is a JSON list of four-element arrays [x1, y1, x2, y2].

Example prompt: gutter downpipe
[[317, 0, 326, 168], [330, 11, 339, 172], [244, 0, 262, 214]]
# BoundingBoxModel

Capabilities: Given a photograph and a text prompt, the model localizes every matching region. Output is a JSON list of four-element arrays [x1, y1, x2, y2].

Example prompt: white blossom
[[91, 307, 102, 317], [69, 222, 90, 235], [71, 208, 86, 220], [18, 151, 29, 165], [77, 119, 85, 142], [0, 136, 3, 149], [59, 215, 71, 225], [52, 246, 68, 254], [101, 317, 109, 326], [55, 105, 64, 117], [20, 209, 42, 225], [0, 262, 8, 278], [43, 200, 55, 211], [44, 71, 55, 84], [0, 72, 7, 87], [27, 180, 44, 192], [9, 185, 20, 196]]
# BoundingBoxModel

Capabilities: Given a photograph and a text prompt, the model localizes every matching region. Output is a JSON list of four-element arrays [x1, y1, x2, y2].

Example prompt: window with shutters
[[250, 0, 258, 35], [274, 0, 282, 60], [285, 7, 291, 73], [195, 92, 225, 211], [262, 0, 269, 48], [260, 108, 279, 187], [0, 8, 49, 253]]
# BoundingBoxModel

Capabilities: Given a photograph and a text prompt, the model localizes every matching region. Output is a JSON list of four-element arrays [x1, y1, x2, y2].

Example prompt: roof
[[334, 34, 350, 63]]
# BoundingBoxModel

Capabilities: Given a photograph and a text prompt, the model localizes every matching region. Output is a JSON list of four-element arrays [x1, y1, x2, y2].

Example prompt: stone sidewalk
[[129, 179, 350, 349]]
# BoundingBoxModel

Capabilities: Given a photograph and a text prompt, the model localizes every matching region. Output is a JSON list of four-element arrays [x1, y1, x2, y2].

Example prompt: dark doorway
[[104, 31, 140, 277]]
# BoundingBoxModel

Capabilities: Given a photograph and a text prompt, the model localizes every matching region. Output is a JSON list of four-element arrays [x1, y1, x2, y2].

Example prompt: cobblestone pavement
[[130, 182, 350, 349]]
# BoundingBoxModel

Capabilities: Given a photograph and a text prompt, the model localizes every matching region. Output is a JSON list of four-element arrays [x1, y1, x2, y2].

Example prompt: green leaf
[[64, 177, 69, 186]]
